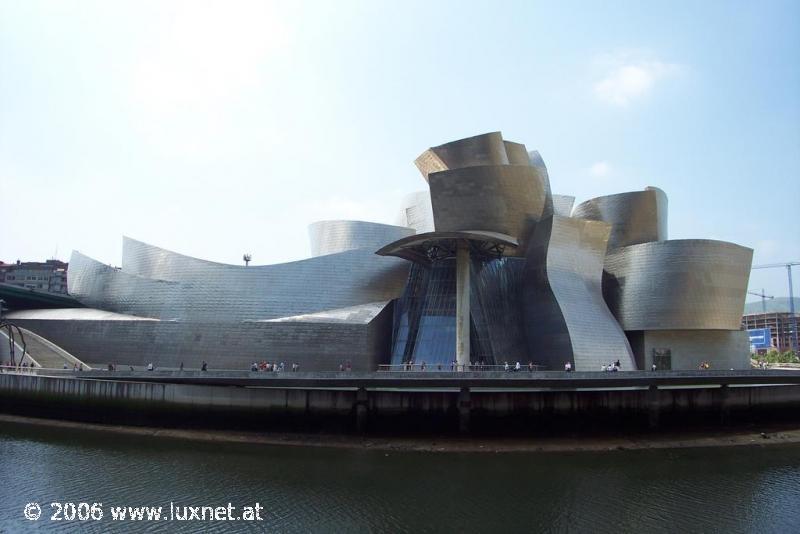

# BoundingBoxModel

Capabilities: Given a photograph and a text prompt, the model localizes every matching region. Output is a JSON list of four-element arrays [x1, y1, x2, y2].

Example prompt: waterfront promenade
[[2, 367, 800, 435], [5, 366, 800, 389]]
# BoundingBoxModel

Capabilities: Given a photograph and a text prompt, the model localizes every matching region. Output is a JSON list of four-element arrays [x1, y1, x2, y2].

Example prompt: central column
[[455, 239, 470, 369]]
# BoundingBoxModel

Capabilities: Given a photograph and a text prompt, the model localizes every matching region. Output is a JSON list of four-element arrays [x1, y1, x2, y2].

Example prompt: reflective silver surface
[[572, 187, 668, 249], [68, 250, 177, 320], [523, 215, 635, 371], [552, 194, 575, 217], [503, 140, 531, 165], [395, 190, 435, 233], [7, 308, 157, 321], [308, 220, 414, 257], [47, 235, 410, 370], [9, 308, 393, 371], [603, 239, 753, 330], [13, 130, 755, 372], [112, 237, 408, 321], [526, 150, 555, 219], [414, 132, 508, 181], [262, 301, 390, 324], [429, 165, 548, 239]]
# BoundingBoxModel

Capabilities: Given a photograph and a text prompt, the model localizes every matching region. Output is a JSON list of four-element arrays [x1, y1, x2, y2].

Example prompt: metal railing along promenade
[[377, 363, 547, 372], [4, 365, 800, 391]]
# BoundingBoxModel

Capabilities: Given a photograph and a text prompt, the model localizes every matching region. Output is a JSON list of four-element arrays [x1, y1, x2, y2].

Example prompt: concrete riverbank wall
[[1, 372, 800, 435]]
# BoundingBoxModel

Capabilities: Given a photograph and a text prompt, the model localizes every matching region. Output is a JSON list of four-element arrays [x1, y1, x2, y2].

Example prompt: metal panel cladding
[[68, 250, 182, 318], [503, 141, 531, 165], [428, 164, 548, 239], [308, 220, 415, 257], [523, 215, 636, 371], [552, 194, 575, 217], [572, 186, 668, 249], [79, 238, 410, 322], [526, 150, 555, 218], [603, 239, 753, 330], [395, 190, 435, 233], [414, 132, 509, 181]]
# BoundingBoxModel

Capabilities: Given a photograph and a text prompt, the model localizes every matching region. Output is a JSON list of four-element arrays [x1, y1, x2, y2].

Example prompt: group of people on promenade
[[601, 360, 623, 372], [0, 361, 86, 372], [393, 360, 542, 372], [104, 361, 209, 372], [503, 361, 537, 372], [250, 361, 299, 372], [1, 360, 39, 372]]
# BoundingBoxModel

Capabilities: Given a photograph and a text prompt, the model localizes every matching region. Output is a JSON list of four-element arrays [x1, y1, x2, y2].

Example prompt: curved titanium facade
[[308, 220, 414, 257], [414, 132, 508, 181], [523, 215, 636, 371], [603, 239, 753, 331], [68, 251, 180, 319], [428, 165, 548, 238], [17, 130, 754, 373], [395, 190, 435, 233], [526, 150, 555, 219], [503, 141, 531, 165], [572, 187, 668, 249], [76, 238, 410, 322], [552, 194, 575, 217], [51, 238, 407, 371]]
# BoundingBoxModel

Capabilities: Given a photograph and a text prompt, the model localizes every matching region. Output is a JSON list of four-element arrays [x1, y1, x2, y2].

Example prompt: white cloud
[[589, 161, 611, 177], [593, 52, 681, 106]]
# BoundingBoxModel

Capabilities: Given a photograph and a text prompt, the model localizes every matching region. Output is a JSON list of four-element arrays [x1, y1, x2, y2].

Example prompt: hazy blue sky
[[1, 0, 798, 301]]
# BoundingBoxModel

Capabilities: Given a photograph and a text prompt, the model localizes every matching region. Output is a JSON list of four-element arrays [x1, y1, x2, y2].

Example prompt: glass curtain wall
[[391, 256, 527, 367]]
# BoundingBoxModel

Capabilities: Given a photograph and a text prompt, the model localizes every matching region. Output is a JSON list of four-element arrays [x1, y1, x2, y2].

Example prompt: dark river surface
[[1, 422, 799, 533]]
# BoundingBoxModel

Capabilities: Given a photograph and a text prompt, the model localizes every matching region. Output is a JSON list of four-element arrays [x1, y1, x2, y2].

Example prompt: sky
[[1, 0, 798, 302]]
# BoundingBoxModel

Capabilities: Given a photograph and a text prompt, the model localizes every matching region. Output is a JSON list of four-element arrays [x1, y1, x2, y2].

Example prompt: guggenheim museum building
[[6, 133, 753, 372]]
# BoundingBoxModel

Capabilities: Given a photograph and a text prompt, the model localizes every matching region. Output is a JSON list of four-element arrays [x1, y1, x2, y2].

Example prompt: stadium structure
[[3, 133, 753, 371]]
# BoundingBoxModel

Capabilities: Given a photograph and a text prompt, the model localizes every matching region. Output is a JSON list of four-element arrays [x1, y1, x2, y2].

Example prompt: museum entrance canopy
[[375, 231, 518, 265]]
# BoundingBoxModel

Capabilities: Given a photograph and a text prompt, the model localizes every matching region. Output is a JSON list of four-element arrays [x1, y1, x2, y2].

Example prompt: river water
[[1, 422, 799, 533]]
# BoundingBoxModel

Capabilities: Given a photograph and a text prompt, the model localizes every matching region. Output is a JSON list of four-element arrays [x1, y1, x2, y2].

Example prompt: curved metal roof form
[[552, 194, 575, 217], [429, 164, 548, 239], [308, 220, 415, 258], [71, 237, 410, 322], [395, 190, 435, 234], [572, 186, 668, 249], [603, 239, 753, 331], [11, 129, 755, 373], [68, 250, 178, 319], [414, 131, 509, 181], [503, 140, 532, 165]]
